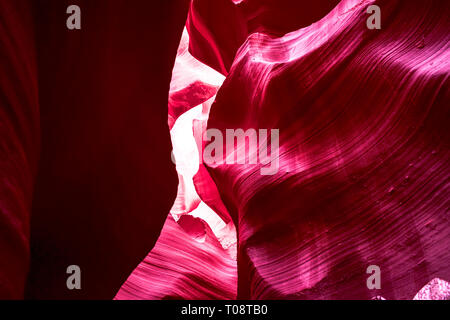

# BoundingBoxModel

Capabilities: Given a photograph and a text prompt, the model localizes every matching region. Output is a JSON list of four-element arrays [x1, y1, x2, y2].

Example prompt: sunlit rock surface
[[118, 0, 449, 300], [414, 278, 450, 300], [116, 28, 236, 300]]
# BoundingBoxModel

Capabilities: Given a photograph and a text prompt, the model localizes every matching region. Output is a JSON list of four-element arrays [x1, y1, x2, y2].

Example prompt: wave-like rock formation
[[414, 278, 450, 300], [118, 0, 449, 300], [187, 0, 341, 74], [1, 0, 448, 300]]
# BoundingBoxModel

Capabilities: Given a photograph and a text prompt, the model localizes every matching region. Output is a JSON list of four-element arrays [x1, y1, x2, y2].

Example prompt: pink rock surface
[[118, 0, 450, 300], [204, 0, 450, 299], [116, 29, 236, 299], [414, 278, 450, 300], [187, 0, 340, 74], [115, 214, 237, 299]]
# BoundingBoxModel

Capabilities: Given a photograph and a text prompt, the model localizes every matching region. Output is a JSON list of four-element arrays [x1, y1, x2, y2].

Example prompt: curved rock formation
[[118, 0, 449, 300], [2, 0, 448, 300], [203, 0, 450, 299], [1, 0, 203, 300]]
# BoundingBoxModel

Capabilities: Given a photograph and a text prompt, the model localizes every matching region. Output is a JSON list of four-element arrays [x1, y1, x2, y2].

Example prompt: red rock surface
[[118, 0, 450, 300], [1, 0, 449, 300], [201, 0, 450, 299]]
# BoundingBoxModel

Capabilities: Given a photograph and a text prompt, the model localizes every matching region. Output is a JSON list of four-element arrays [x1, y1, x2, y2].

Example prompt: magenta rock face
[[186, 0, 341, 74], [117, 0, 450, 300], [1, 0, 448, 300], [116, 28, 236, 300], [0, 0, 39, 299], [114, 214, 237, 300], [1, 0, 190, 299]]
